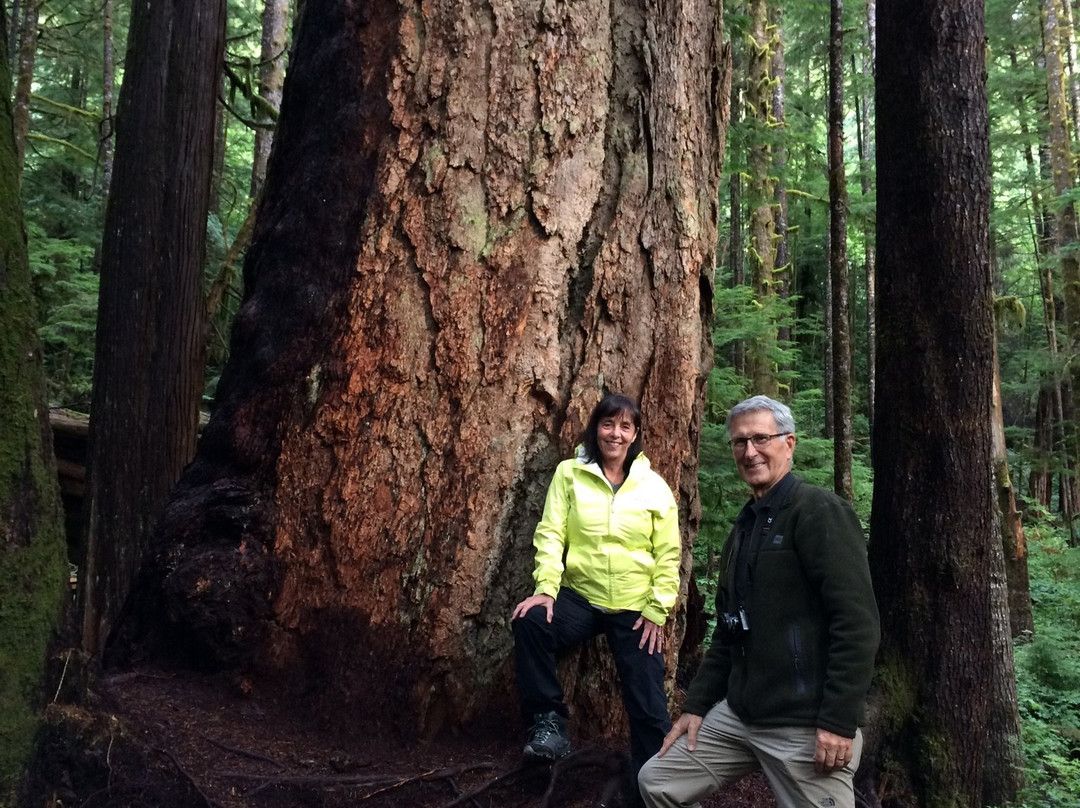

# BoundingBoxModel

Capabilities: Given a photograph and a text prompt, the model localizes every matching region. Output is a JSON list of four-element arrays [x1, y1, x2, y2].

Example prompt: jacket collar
[[574, 446, 651, 483]]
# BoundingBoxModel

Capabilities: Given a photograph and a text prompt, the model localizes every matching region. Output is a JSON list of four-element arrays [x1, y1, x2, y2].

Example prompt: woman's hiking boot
[[522, 711, 571, 760]]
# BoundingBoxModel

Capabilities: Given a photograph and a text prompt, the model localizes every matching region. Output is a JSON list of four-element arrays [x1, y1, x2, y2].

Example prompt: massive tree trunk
[[829, 0, 852, 500], [0, 10, 69, 792], [118, 0, 730, 740], [81, 0, 227, 655], [868, 0, 1014, 805]]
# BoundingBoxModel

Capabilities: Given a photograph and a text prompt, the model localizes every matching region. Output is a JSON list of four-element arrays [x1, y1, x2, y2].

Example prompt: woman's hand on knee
[[511, 593, 555, 622], [633, 616, 664, 654]]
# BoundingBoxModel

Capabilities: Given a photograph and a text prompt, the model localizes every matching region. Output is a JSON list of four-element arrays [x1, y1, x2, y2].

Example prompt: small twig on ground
[[159, 747, 224, 808], [222, 763, 494, 797], [52, 650, 73, 703], [203, 735, 285, 768], [361, 762, 494, 800], [439, 761, 528, 808]]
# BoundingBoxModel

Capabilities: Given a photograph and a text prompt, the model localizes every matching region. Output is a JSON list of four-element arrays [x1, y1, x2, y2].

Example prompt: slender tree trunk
[[855, 44, 876, 437], [824, 224, 834, 438], [0, 9, 69, 790], [746, 0, 778, 397], [867, 0, 1011, 804], [12, 0, 39, 173], [101, 0, 115, 196], [992, 334, 1034, 640], [1021, 48, 1058, 508], [986, 335, 1027, 803], [1029, 388, 1053, 506], [81, 0, 227, 656], [866, 0, 877, 66], [984, 392, 1028, 803], [770, 5, 791, 368], [730, 172, 746, 377], [209, 81, 227, 219], [728, 10, 746, 379], [1059, 0, 1080, 137], [829, 0, 852, 499], [251, 0, 289, 199], [1042, 0, 1080, 545], [115, 0, 730, 740], [7, 0, 19, 69]]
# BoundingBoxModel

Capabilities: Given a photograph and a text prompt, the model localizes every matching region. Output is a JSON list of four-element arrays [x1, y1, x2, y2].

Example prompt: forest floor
[[27, 664, 778, 808]]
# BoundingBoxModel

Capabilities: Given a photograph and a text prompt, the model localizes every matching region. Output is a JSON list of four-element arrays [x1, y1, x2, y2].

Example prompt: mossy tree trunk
[[745, 0, 779, 397], [117, 0, 730, 740], [0, 10, 69, 797], [80, 0, 227, 655], [868, 0, 1018, 805], [769, 4, 791, 373]]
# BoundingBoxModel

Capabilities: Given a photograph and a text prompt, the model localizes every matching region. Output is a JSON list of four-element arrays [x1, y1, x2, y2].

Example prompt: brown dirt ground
[[26, 665, 778, 808]]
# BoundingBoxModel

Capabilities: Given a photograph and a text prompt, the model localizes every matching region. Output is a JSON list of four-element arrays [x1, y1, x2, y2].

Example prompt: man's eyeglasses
[[728, 433, 790, 452]]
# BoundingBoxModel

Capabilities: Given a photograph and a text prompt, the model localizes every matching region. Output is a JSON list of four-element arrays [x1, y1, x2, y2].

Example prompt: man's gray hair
[[725, 395, 796, 437]]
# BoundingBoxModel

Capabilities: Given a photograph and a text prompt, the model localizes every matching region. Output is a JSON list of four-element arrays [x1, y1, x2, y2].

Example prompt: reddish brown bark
[[120, 0, 730, 741]]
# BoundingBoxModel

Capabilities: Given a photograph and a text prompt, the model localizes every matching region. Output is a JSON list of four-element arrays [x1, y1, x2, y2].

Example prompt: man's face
[[729, 410, 796, 499]]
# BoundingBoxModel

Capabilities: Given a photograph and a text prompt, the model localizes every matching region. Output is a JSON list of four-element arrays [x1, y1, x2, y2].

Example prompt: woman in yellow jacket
[[511, 393, 681, 781]]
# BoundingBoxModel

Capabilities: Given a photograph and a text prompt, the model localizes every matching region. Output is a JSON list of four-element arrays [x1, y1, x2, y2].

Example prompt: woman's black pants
[[512, 587, 671, 775]]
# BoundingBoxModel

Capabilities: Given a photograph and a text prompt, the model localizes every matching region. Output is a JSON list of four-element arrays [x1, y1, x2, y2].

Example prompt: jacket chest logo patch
[[771, 533, 784, 546]]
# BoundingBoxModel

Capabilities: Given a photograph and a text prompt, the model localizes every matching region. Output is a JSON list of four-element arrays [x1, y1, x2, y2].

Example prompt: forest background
[[3, 0, 1080, 806]]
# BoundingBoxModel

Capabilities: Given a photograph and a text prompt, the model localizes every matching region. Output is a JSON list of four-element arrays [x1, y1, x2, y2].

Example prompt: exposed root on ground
[[442, 748, 630, 808]]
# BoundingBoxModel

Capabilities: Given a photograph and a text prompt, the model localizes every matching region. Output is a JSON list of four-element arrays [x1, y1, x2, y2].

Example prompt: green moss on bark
[[0, 14, 69, 802]]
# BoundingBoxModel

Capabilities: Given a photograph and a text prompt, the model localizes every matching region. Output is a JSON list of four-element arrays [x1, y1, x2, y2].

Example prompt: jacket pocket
[[789, 625, 810, 696]]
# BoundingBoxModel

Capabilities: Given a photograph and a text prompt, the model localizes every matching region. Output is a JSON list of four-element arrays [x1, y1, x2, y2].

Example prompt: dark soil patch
[[23, 666, 777, 808]]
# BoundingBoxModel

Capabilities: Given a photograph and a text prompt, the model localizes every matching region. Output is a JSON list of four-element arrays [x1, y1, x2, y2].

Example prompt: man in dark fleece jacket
[[639, 395, 879, 808]]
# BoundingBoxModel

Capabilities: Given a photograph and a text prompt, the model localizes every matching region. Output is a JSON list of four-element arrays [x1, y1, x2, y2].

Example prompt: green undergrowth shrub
[[1012, 532, 1080, 806]]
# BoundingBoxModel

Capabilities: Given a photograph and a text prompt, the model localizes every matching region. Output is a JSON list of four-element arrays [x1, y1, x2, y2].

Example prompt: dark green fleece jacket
[[683, 475, 879, 738]]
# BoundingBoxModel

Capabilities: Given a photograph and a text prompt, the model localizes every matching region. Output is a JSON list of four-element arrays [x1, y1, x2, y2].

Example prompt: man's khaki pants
[[637, 700, 862, 808]]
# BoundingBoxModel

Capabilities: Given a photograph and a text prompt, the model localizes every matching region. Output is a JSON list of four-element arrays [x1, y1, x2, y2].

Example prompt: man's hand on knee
[[658, 712, 703, 756]]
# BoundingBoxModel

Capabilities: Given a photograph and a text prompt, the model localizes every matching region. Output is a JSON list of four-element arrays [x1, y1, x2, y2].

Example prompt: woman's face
[[597, 409, 638, 468]]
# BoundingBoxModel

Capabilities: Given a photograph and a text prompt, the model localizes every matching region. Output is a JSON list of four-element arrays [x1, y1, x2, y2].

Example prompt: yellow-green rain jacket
[[531, 451, 681, 626]]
